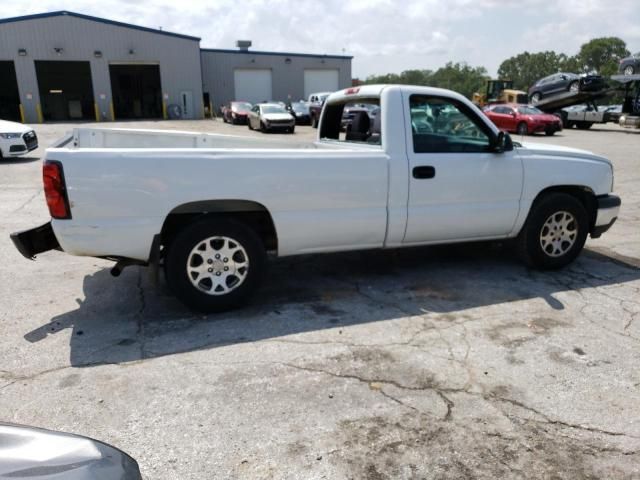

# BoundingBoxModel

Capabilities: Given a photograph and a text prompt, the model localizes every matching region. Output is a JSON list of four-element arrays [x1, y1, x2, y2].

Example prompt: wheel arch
[[160, 200, 278, 253], [523, 185, 598, 233]]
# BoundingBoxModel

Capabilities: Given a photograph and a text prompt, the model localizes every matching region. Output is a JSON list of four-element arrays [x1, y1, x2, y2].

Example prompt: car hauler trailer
[[532, 75, 640, 130], [611, 74, 640, 129]]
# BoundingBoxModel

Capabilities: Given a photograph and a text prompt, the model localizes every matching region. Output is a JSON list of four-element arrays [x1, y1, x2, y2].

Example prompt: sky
[[3, 0, 639, 78]]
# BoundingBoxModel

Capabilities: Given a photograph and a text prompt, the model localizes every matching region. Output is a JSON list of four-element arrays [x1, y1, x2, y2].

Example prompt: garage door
[[35, 61, 95, 121], [109, 64, 162, 120], [0, 61, 21, 122], [304, 69, 339, 99], [234, 69, 272, 104]]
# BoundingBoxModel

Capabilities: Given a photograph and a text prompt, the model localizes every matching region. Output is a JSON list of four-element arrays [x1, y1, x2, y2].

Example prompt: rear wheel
[[516, 193, 588, 269], [624, 65, 635, 75], [569, 81, 580, 93], [289, 126, 295, 134], [530, 92, 541, 104], [576, 122, 593, 130], [165, 218, 266, 312], [517, 122, 528, 135], [544, 128, 555, 136]]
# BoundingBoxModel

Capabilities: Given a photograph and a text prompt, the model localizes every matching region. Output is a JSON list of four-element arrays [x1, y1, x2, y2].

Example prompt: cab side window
[[410, 95, 493, 154]]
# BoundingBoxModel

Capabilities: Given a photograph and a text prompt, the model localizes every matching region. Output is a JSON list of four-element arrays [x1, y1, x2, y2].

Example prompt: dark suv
[[528, 73, 606, 104], [619, 53, 640, 75]]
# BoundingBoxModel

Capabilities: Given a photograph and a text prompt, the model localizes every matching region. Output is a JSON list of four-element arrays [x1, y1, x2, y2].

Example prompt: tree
[[497, 51, 579, 90], [428, 62, 489, 98], [576, 37, 629, 75], [363, 63, 487, 98]]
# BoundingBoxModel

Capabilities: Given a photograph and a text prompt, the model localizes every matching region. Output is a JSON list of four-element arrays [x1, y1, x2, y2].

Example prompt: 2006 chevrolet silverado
[[11, 85, 621, 312]]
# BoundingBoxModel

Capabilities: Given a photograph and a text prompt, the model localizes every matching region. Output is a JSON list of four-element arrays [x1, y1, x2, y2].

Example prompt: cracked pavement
[[1, 121, 639, 479]]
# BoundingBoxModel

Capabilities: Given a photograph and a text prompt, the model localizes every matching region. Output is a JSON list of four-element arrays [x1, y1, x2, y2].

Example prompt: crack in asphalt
[[12, 189, 41, 213], [278, 361, 640, 440], [136, 269, 147, 359]]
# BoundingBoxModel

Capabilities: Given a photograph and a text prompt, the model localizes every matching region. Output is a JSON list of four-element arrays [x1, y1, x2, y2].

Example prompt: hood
[[262, 113, 293, 121], [518, 142, 611, 166], [0, 423, 141, 479], [0, 119, 32, 134]]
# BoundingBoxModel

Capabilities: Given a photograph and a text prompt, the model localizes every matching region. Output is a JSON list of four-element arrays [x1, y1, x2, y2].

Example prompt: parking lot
[[1, 120, 639, 479]]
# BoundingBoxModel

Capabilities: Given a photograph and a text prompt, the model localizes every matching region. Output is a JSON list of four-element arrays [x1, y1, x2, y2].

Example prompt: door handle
[[413, 166, 436, 179]]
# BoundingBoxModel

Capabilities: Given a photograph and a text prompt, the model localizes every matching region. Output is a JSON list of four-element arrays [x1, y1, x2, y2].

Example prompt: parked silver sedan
[[247, 103, 295, 133]]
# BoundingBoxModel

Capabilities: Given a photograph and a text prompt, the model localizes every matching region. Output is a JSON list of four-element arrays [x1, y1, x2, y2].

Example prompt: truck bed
[[62, 127, 321, 150]]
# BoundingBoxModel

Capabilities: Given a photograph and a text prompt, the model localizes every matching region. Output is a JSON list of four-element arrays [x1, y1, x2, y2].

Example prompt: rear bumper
[[591, 195, 621, 238], [10, 222, 60, 259]]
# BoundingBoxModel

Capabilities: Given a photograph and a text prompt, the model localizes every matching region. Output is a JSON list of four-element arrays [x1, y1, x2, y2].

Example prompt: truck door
[[403, 94, 523, 244]]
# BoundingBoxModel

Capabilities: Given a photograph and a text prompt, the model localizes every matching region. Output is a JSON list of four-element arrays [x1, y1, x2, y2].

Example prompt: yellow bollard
[[36, 103, 43, 123], [162, 100, 168, 120], [94, 102, 100, 122], [110, 101, 115, 121], [19, 104, 26, 124]]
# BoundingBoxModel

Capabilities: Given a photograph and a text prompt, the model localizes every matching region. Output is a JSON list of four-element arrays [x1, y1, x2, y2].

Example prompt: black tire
[[164, 217, 266, 313], [247, 120, 253, 130], [576, 122, 593, 130], [311, 115, 318, 128], [289, 127, 295, 134], [260, 121, 267, 133], [544, 128, 555, 136], [517, 122, 528, 135], [516, 193, 589, 270]]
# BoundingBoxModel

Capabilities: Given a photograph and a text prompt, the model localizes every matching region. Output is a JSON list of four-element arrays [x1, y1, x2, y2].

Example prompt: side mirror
[[491, 131, 513, 153]]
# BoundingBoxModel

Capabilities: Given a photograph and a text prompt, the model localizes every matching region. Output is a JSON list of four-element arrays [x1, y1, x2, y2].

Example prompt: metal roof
[[0, 10, 200, 41], [201, 48, 353, 60]]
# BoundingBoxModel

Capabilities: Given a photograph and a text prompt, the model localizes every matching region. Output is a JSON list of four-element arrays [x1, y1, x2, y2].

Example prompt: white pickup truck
[[11, 85, 620, 312]]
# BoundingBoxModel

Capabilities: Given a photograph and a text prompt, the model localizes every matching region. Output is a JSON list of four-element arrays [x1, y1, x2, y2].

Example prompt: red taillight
[[43, 160, 71, 219]]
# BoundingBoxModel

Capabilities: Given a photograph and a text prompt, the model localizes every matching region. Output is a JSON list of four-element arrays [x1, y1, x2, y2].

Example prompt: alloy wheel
[[539, 211, 578, 258]]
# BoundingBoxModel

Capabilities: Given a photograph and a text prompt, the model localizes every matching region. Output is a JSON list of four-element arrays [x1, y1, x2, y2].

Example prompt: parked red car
[[484, 103, 562, 136], [222, 101, 252, 124]]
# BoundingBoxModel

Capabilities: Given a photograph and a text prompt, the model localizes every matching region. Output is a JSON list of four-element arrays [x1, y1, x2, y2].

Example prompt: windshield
[[291, 102, 308, 112], [261, 105, 287, 114], [517, 106, 543, 115], [231, 102, 252, 111]]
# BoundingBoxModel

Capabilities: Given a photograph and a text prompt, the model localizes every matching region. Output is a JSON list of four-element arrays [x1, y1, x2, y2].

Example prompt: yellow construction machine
[[472, 80, 528, 107]]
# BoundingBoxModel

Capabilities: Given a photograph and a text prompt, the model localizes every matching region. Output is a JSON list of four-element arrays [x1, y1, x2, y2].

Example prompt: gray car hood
[[0, 423, 141, 479]]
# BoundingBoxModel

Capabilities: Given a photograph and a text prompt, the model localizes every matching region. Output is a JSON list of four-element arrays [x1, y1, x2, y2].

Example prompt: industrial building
[[0, 11, 203, 123], [0, 10, 353, 124], [201, 47, 352, 109]]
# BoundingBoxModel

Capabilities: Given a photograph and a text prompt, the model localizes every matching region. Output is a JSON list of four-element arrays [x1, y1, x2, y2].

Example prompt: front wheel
[[165, 218, 266, 312], [569, 81, 580, 93], [516, 193, 588, 269], [530, 92, 541, 104], [517, 122, 529, 135], [623, 65, 635, 75]]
